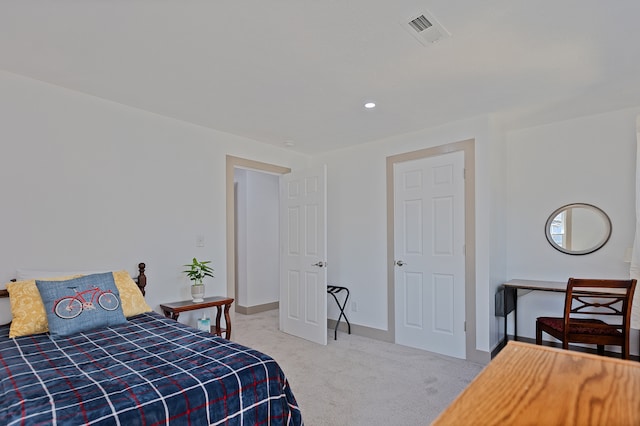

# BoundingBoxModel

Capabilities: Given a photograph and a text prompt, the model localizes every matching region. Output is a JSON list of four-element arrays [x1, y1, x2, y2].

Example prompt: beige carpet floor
[[232, 310, 484, 426]]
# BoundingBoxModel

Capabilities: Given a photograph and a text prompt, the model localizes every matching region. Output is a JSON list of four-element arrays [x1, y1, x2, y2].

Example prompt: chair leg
[[535, 322, 542, 346], [597, 345, 604, 356]]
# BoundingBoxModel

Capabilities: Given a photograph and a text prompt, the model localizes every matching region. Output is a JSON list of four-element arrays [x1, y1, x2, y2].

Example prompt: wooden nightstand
[[160, 296, 234, 339]]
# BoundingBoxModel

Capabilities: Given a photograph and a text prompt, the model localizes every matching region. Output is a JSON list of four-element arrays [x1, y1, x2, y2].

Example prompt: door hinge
[[464, 321, 466, 332], [463, 168, 466, 179]]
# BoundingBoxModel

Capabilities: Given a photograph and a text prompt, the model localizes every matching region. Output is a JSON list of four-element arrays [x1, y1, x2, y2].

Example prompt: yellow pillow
[[112, 270, 152, 317], [6, 275, 80, 338], [6, 270, 151, 338]]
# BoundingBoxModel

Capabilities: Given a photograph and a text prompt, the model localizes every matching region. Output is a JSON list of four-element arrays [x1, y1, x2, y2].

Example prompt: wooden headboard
[[0, 262, 147, 298]]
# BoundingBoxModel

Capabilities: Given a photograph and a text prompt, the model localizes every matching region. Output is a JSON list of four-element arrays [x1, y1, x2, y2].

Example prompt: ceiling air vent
[[401, 11, 450, 45], [408, 15, 433, 32]]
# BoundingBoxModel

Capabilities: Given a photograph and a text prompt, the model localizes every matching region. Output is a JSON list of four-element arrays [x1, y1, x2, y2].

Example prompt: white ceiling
[[2, 1, 640, 154]]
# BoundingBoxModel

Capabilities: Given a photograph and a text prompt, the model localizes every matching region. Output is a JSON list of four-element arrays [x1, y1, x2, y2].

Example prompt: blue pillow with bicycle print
[[36, 272, 127, 338]]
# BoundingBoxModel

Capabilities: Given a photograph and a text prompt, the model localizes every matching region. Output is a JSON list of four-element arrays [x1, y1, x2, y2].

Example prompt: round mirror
[[545, 203, 612, 255]]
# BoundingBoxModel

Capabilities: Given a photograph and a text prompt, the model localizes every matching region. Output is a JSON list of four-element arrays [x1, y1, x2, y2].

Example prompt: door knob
[[312, 261, 326, 267], [395, 260, 406, 267]]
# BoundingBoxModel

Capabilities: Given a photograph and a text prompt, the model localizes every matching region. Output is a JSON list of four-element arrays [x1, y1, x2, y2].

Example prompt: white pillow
[[16, 269, 110, 281]]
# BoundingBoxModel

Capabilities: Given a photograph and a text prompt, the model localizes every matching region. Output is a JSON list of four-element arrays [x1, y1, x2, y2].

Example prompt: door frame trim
[[226, 155, 291, 306], [386, 139, 479, 361]]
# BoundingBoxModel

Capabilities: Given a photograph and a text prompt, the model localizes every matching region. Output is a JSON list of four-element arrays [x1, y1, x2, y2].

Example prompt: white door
[[394, 151, 466, 358], [279, 165, 328, 345]]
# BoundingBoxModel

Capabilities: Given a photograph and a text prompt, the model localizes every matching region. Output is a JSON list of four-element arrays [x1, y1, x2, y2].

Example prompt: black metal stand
[[327, 285, 351, 340]]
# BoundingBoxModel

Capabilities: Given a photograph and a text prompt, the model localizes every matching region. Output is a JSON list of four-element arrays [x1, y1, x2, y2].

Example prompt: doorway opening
[[226, 156, 290, 316]]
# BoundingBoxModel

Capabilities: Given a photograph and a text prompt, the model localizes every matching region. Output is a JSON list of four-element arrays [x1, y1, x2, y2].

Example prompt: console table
[[160, 296, 234, 339], [502, 279, 567, 342], [432, 341, 640, 425]]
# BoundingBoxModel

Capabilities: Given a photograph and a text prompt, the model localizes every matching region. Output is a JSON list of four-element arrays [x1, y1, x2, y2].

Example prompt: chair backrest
[[564, 278, 637, 333]]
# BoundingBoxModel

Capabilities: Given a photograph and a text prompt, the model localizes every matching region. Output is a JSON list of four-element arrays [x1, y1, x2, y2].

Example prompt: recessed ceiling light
[[284, 140, 295, 147], [364, 102, 376, 109]]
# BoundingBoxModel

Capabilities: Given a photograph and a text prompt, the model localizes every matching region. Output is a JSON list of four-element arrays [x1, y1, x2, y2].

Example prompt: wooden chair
[[536, 278, 637, 359]]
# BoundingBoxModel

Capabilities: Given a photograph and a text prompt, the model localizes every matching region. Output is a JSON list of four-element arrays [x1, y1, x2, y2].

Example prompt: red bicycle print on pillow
[[53, 286, 120, 319]]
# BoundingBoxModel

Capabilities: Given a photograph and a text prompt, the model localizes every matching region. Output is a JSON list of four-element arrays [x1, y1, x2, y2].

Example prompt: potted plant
[[183, 257, 214, 302]]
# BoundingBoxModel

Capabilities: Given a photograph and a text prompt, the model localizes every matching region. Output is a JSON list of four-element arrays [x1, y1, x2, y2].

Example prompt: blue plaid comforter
[[0, 312, 303, 425]]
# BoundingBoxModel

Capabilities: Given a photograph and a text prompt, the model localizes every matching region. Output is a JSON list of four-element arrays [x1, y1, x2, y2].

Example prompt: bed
[[0, 263, 303, 425]]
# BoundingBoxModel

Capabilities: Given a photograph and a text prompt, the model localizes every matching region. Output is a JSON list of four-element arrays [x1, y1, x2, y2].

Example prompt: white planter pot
[[191, 284, 205, 302]]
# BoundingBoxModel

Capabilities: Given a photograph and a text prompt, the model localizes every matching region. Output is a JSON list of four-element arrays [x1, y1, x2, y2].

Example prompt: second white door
[[279, 165, 328, 345], [394, 151, 466, 359]]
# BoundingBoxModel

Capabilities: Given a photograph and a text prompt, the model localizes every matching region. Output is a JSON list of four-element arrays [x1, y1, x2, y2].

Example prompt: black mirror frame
[[544, 203, 612, 255]]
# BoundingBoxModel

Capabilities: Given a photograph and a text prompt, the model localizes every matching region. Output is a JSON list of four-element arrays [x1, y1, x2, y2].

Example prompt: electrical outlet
[[351, 301, 358, 312], [196, 235, 205, 247]]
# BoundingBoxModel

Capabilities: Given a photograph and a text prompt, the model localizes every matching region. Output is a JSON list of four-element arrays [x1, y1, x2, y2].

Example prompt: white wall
[[3, 70, 639, 357], [246, 170, 280, 305], [0, 70, 502, 355], [313, 105, 640, 356], [235, 169, 279, 307], [0, 71, 309, 326], [488, 117, 508, 349], [505, 107, 640, 350], [314, 115, 498, 355]]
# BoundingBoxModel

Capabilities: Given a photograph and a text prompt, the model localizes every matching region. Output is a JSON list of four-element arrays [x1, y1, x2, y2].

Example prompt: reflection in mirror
[[545, 203, 612, 255]]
